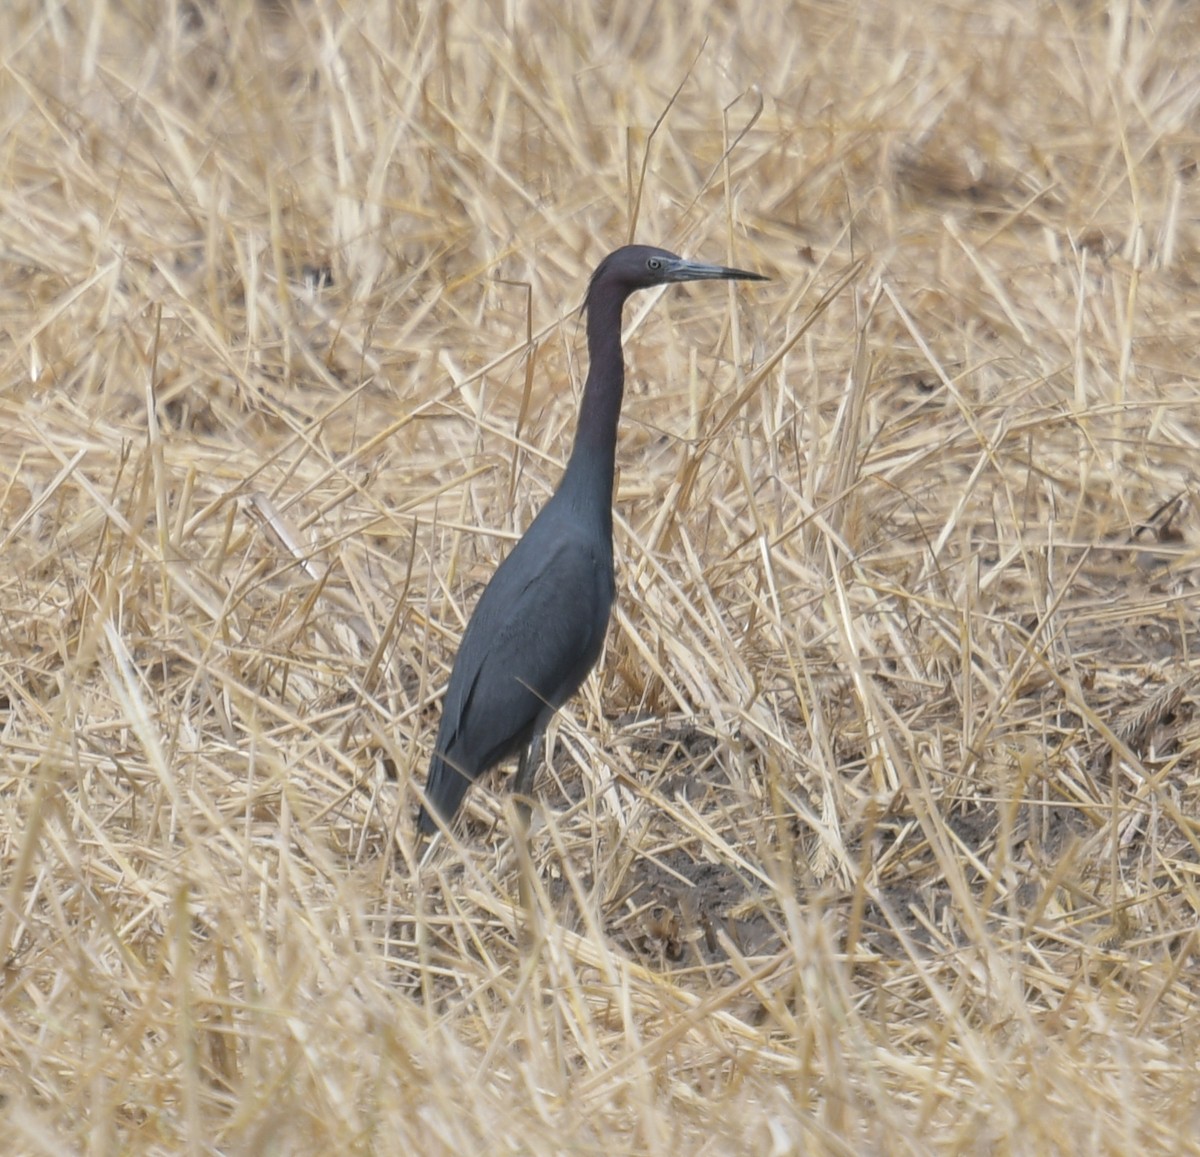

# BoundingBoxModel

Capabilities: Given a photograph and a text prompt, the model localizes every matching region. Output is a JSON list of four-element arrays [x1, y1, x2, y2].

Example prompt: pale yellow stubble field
[[2, 2, 1199, 1153]]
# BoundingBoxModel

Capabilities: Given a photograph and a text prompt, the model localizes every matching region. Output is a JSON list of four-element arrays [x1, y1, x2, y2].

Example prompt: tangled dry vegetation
[[3, 0, 1200, 1152]]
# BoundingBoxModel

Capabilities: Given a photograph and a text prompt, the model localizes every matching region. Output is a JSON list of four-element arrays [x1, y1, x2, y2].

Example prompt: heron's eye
[[647, 257, 662, 271]]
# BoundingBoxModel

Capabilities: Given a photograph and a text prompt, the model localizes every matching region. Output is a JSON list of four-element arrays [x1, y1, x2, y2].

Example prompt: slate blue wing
[[419, 524, 614, 831]]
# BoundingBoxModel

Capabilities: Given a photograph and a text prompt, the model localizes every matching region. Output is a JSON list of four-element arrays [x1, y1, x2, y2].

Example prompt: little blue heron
[[418, 244, 766, 835]]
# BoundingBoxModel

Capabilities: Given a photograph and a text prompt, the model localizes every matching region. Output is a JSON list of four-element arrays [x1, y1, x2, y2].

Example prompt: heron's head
[[586, 244, 767, 308]]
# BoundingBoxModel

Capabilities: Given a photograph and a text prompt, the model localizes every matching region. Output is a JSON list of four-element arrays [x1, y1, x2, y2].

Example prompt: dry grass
[[3, 0, 1200, 1152]]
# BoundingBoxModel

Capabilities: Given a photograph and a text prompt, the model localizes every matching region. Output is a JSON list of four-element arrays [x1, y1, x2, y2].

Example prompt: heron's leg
[[511, 721, 546, 830], [511, 726, 546, 934]]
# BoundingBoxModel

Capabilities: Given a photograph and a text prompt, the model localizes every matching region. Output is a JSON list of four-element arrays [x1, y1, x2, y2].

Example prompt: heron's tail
[[417, 750, 474, 834]]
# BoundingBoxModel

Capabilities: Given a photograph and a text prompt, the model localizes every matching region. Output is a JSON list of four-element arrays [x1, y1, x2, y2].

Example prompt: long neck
[[557, 288, 626, 520]]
